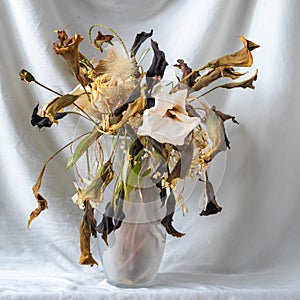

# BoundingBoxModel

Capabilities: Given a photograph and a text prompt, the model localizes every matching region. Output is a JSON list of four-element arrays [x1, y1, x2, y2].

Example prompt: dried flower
[[137, 89, 200, 146]]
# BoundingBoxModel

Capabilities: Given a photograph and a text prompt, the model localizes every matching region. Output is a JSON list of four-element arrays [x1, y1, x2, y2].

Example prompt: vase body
[[97, 185, 166, 287]]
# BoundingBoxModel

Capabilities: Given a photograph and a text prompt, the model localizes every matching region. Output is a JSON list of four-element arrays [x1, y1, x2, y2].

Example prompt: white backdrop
[[1, 0, 300, 299]]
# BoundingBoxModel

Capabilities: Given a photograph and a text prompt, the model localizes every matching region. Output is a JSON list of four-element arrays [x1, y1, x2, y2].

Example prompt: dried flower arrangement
[[19, 24, 259, 267]]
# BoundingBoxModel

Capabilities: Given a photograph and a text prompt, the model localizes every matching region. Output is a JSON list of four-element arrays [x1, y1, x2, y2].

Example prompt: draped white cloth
[[1, 0, 300, 298]]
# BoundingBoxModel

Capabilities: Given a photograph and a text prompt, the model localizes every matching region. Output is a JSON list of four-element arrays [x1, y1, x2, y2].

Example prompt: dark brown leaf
[[200, 180, 222, 216], [161, 191, 185, 237], [174, 59, 200, 88], [146, 40, 168, 89], [130, 30, 153, 57]]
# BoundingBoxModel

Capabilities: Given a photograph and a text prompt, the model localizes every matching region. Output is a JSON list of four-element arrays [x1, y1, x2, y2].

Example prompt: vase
[[97, 183, 166, 288]]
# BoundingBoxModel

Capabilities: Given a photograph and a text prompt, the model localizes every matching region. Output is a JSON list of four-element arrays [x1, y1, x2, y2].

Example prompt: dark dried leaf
[[174, 59, 199, 88], [167, 139, 193, 184], [161, 191, 185, 237], [146, 40, 168, 88], [156, 180, 167, 207], [31, 104, 67, 128], [96, 203, 115, 246], [130, 30, 153, 57], [200, 180, 222, 216], [113, 189, 125, 231]]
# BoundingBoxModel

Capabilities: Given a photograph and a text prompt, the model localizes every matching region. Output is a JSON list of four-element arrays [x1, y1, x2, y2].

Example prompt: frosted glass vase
[[97, 185, 166, 288]]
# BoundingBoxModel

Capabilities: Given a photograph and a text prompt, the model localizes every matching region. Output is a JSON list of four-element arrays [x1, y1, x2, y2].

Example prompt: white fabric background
[[1, 0, 300, 298]]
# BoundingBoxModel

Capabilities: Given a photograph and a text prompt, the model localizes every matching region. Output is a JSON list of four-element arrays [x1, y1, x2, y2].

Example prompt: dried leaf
[[174, 59, 199, 88], [41, 94, 79, 123], [192, 67, 246, 91], [167, 139, 193, 185], [96, 203, 115, 246], [161, 191, 185, 237], [66, 127, 102, 169], [79, 201, 98, 266], [146, 40, 168, 89], [104, 95, 146, 134], [219, 69, 258, 90], [31, 104, 67, 128], [200, 180, 222, 216], [156, 180, 167, 207], [83, 161, 114, 202], [206, 36, 259, 68], [94, 31, 114, 52], [28, 165, 48, 228], [200, 104, 238, 163], [112, 189, 125, 231], [130, 30, 153, 57]]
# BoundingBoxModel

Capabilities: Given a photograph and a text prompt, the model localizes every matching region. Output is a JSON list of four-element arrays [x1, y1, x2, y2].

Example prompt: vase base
[[107, 279, 154, 288]]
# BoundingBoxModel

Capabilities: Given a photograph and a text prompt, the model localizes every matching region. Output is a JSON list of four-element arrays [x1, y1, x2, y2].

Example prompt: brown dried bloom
[[53, 30, 85, 84]]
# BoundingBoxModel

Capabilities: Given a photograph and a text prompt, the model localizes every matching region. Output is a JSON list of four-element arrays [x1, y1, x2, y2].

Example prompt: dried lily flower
[[53, 30, 85, 84], [137, 89, 200, 146]]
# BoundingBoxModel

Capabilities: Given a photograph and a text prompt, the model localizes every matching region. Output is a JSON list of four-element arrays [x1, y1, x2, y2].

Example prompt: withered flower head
[[53, 30, 85, 84], [19, 69, 35, 83], [94, 31, 114, 52]]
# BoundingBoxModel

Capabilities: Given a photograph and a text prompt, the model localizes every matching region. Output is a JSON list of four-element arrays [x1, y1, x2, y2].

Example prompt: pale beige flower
[[137, 89, 200, 146]]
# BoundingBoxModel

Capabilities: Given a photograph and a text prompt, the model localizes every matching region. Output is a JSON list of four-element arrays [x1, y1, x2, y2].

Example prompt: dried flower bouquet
[[20, 24, 259, 266]]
